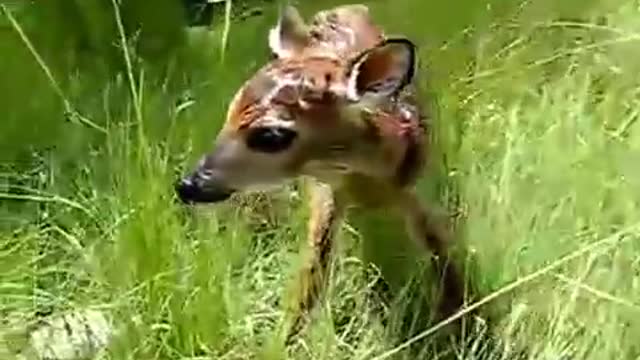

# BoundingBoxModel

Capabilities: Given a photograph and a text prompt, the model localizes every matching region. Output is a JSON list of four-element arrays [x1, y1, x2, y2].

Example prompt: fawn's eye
[[246, 127, 297, 153]]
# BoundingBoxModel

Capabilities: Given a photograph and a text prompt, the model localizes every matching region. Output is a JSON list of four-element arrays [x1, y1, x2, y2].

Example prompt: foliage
[[1, 0, 640, 359]]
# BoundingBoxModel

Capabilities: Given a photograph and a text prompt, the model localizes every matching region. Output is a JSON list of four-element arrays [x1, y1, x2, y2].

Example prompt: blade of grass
[[372, 223, 640, 360], [553, 272, 640, 312], [220, 0, 233, 63], [0, 4, 107, 134]]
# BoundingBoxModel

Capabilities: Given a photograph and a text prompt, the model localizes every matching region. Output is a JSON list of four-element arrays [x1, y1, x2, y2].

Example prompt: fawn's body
[[176, 4, 466, 344]]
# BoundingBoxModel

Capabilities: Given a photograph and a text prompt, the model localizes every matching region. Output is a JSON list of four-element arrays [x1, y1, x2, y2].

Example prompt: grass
[[2, 0, 640, 359]]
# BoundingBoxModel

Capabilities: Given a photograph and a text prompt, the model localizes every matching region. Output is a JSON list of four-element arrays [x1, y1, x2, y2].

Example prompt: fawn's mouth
[[174, 177, 235, 204]]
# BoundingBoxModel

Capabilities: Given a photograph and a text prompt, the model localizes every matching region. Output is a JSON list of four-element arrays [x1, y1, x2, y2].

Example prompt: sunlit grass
[[2, 0, 640, 359]]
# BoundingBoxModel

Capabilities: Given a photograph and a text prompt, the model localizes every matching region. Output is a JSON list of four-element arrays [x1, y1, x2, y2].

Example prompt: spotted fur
[[176, 3, 468, 346]]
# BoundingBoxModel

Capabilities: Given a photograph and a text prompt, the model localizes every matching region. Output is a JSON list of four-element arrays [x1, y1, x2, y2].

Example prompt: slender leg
[[285, 179, 343, 345], [400, 190, 467, 320]]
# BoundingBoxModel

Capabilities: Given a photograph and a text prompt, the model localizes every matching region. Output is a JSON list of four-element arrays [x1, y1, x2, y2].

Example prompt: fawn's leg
[[400, 190, 466, 320], [285, 179, 344, 344]]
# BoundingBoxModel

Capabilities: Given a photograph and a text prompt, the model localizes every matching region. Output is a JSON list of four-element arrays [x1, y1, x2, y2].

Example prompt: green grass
[[2, 0, 640, 359]]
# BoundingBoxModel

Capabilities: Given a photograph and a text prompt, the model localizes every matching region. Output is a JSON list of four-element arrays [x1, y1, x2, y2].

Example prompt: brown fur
[[176, 4, 468, 346]]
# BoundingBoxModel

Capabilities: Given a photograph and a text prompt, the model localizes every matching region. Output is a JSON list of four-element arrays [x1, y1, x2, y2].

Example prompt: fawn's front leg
[[400, 190, 467, 320], [285, 179, 344, 344]]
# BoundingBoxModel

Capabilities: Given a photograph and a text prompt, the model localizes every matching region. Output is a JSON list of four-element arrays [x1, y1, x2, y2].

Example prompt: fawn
[[176, 4, 467, 344]]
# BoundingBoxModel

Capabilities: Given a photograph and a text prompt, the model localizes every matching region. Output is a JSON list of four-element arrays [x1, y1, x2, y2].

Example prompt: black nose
[[175, 177, 199, 204], [174, 176, 234, 204]]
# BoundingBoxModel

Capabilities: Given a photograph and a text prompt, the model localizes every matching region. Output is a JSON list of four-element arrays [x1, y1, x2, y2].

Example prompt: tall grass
[[2, 0, 640, 359]]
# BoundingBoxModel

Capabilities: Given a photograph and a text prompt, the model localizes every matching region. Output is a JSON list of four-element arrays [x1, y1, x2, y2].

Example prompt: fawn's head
[[177, 5, 419, 203]]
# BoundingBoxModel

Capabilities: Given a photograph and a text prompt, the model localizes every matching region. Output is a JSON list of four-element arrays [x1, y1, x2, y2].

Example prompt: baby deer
[[176, 4, 466, 344]]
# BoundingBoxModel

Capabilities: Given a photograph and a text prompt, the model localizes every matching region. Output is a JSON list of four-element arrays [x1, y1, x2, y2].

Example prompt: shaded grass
[[2, 0, 640, 359]]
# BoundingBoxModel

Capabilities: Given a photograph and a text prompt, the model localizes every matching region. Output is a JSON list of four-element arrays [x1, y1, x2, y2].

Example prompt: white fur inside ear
[[346, 41, 415, 102], [346, 54, 388, 107], [268, 23, 292, 58], [268, 11, 303, 59], [346, 56, 367, 101]]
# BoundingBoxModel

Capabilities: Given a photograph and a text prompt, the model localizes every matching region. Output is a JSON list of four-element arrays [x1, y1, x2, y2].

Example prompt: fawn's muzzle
[[175, 173, 234, 204]]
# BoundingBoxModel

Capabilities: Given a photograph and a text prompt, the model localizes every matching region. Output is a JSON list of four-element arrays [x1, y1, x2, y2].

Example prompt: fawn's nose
[[174, 174, 234, 204]]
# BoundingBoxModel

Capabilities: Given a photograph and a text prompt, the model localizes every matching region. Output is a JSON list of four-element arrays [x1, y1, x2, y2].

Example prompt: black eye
[[246, 127, 297, 153]]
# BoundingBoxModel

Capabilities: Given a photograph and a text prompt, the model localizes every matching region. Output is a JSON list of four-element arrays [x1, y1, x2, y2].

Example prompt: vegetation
[[1, 0, 639, 358]]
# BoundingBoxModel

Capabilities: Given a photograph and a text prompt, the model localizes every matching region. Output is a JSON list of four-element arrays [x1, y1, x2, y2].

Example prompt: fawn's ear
[[268, 5, 310, 58], [346, 38, 416, 101]]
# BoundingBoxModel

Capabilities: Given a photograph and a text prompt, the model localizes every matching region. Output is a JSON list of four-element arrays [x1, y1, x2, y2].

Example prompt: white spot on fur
[[329, 82, 348, 96], [400, 107, 412, 119], [261, 73, 300, 106], [257, 116, 295, 129], [338, 26, 356, 50]]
